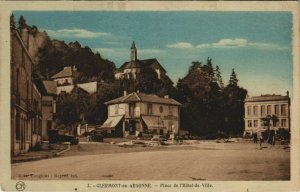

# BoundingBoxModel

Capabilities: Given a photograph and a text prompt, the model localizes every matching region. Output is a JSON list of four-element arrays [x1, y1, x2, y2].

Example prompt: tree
[[204, 57, 214, 81], [229, 68, 238, 86], [215, 65, 224, 89], [176, 60, 225, 137], [223, 68, 247, 135], [56, 93, 81, 130], [18, 16, 27, 30], [10, 14, 16, 30]]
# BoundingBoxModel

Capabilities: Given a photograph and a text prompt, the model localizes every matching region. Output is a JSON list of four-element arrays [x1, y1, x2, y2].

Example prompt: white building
[[51, 66, 75, 94], [114, 42, 172, 83], [51, 66, 97, 94], [244, 92, 290, 135], [101, 91, 181, 137]]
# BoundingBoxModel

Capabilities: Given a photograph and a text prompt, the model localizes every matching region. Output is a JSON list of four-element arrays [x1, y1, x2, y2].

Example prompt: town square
[[7, 8, 294, 185]]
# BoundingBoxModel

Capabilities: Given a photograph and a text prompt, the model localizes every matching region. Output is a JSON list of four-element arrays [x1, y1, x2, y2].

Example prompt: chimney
[[124, 90, 127, 96], [164, 95, 169, 99], [286, 91, 289, 97]]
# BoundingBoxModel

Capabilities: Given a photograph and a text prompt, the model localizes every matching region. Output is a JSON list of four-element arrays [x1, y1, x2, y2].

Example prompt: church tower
[[131, 41, 137, 61]]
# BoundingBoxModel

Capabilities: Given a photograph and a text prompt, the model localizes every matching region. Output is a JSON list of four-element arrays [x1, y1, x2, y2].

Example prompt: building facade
[[41, 80, 57, 140], [244, 92, 290, 135], [51, 66, 97, 95], [10, 20, 44, 155], [101, 92, 181, 137], [51, 66, 75, 94], [114, 42, 171, 83]]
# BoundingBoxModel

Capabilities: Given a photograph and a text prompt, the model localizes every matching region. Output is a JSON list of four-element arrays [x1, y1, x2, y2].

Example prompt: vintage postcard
[[0, 1, 299, 192]]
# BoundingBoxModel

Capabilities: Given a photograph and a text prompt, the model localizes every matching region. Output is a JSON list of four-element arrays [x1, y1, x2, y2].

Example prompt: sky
[[13, 11, 293, 96]]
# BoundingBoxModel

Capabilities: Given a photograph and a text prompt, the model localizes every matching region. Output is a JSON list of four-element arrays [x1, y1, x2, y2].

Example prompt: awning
[[142, 116, 165, 129], [100, 115, 124, 129]]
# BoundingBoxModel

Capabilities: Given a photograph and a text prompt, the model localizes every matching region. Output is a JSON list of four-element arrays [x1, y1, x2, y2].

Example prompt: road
[[12, 141, 290, 180]]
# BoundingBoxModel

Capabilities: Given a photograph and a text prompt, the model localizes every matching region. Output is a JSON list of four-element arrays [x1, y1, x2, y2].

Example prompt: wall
[[108, 103, 127, 117], [56, 85, 74, 94], [11, 28, 43, 155], [77, 81, 97, 94], [42, 95, 56, 140], [54, 77, 73, 86], [244, 100, 290, 133]]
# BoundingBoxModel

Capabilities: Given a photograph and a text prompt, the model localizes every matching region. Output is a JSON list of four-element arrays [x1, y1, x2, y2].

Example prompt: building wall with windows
[[244, 93, 290, 134], [103, 92, 181, 137], [11, 25, 43, 156]]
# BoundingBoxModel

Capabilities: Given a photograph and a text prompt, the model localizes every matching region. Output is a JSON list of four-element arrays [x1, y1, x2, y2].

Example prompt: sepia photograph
[[0, 1, 299, 192]]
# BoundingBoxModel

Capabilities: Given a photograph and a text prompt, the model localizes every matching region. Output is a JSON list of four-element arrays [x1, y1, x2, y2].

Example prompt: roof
[[245, 94, 290, 102], [131, 41, 136, 49], [42, 80, 57, 95], [117, 58, 166, 73], [51, 67, 73, 79], [105, 92, 181, 106], [126, 61, 141, 69]]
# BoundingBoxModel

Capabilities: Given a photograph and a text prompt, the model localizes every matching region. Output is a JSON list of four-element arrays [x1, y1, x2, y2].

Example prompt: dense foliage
[[177, 59, 247, 138]]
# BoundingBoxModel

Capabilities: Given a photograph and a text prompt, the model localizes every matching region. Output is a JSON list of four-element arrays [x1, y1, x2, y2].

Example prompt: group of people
[[252, 131, 276, 148]]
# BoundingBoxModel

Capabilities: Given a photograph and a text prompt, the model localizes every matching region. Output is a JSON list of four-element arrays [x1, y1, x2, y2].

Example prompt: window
[[247, 106, 252, 116], [247, 120, 252, 128], [168, 106, 173, 116], [253, 106, 258, 116], [261, 105, 265, 116], [147, 104, 152, 115], [267, 105, 271, 115], [16, 113, 20, 140], [281, 104, 287, 116], [159, 106, 163, 113], [115, 104, 119, 115], [254, 120, 258, 127], [275, 105, 279, 115], [281, 119, 287, 127]]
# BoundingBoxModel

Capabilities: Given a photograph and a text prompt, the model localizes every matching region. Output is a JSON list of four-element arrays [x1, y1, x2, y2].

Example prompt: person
[[258, 132, 263, 149], [175, 135, 179, 144], [166, 131, 170, 140], [253, 133, 258, 143], [272, 135, 275, 145]]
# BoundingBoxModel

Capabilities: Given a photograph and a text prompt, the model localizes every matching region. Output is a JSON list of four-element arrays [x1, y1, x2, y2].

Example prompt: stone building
[[10, 18, 44, 155], [244, 92, 291, 135], [41, 80, 57, 140], [114, 42, 172, 83], [101, 91, 181, 137]]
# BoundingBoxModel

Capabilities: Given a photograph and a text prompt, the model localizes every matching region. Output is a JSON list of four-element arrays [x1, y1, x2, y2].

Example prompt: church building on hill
[[114, 42, 172, 84]]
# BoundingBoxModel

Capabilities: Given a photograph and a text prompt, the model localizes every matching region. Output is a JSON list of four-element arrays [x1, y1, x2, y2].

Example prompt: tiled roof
[[42, 80, 57, 95], [245, 94, 290, 102], [51, 67, 73, 79], [125, 61, 141, 69], [117, 58, 166, 73], [105, 92, 181, 106]]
